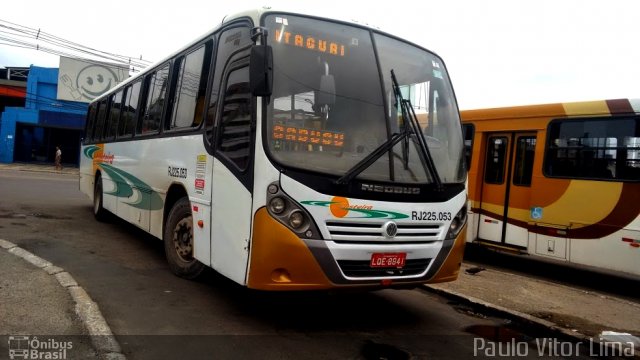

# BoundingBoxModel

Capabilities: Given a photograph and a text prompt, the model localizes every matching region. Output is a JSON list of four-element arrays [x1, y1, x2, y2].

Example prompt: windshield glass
[[264, 14, 465, 184]]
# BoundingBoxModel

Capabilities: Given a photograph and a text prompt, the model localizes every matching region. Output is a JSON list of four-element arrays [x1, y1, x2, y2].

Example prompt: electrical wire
[[0, 18, 152, 71]]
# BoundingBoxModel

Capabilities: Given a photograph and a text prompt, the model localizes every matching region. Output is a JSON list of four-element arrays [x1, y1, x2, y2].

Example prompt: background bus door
[[478, 132, 537, 248]]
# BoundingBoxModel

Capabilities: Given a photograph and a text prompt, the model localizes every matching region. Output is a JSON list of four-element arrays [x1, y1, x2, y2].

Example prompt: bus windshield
[[265, 14, 465, 184]]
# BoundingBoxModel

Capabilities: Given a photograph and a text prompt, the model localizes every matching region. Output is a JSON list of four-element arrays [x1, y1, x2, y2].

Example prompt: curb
[[0, 164, 78, 175], [0, 238, 125, 360], [421, 284, 640, 359]]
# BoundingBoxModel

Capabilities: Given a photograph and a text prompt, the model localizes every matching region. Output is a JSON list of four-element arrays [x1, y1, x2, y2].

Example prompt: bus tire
[[93, 175, 109, 222], [164, 197, 205, 279]]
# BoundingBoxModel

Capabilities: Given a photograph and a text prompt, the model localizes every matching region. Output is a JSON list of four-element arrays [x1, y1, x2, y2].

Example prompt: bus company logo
[[8, 336, 73, 359], [94, 153, 114, 165], [83, 145, 114, 165], [301, 197, 409, 219]]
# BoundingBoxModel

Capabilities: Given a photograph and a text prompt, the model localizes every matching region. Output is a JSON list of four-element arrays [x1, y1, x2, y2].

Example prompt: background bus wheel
[[164, 197, 204, 279], [93, 175, 109, 222]]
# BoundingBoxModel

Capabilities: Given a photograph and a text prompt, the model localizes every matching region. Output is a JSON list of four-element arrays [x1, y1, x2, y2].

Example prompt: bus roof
[[461, 98, 640, 122]]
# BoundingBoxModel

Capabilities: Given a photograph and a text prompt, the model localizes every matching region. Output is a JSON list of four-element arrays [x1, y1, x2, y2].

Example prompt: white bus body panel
[[79, 135, 219, 270], [210, 159, 251, 285], [247, 100, 282, 282], [569, 230, 640, 276]]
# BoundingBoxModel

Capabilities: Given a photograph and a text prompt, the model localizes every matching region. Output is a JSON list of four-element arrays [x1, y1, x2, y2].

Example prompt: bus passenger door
[[478, 132, 536, 248], [478, 134, 512, 244], [207, 26, 254, 285], [504, 134, 536, 247]]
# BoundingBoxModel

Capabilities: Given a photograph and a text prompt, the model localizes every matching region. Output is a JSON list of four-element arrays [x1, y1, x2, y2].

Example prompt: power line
[[0, 41, 143, 73], [0, 18, 153, 71], [4, 90, 92, 112], [0, 18, 153, 66]]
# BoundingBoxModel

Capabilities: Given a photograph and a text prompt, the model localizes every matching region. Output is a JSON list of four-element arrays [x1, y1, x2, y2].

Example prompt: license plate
[[370, 253, 406, 268]]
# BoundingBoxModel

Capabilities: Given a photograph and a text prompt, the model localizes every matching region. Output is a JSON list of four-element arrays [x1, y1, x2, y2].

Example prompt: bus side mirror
[[250, 45, 273, 97]]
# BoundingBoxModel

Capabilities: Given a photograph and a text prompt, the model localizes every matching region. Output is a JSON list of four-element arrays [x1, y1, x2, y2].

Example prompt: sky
[[1, 0, 639, 110]]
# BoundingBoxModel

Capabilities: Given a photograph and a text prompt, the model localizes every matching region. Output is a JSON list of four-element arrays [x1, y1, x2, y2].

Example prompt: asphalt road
[[0, 169, 582, 359]]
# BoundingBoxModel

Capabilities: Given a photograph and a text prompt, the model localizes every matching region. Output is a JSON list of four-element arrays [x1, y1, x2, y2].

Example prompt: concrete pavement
[[424, 262, 640, 356], [0, 237, 123, 359]]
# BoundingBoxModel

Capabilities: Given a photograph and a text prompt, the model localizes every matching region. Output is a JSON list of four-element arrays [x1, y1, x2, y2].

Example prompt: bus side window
[[168, 42, 212, 131], [205, 26, 251, 149], [94, 99, 109, 141], [140, 64, 170, 135], [85, 103, 97, 143], [545, 117, 639, 181], [105, 90, 123, 140], [217, 66, 252, 170], [119, 81, 141, 138]]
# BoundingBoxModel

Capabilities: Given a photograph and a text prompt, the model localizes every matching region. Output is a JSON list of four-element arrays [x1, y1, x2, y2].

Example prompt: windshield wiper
[[390, 70, 443, 191], [334, 70, 444, 190], [334, 130, 410, 185]]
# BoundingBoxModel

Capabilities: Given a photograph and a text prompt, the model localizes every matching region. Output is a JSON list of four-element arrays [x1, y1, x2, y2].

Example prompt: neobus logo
[[360, 183, 420, 195]]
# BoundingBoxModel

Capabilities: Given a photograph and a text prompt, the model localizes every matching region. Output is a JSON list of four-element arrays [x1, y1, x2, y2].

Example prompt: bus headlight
[[289, 210, 304, 229], [269, 197, 285, 214], [446, 205, 467, 240], [265, 181, 322, 240]]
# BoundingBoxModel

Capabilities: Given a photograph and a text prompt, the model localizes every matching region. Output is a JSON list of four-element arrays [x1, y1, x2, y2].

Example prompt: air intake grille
[[326, 221, 443, 243]]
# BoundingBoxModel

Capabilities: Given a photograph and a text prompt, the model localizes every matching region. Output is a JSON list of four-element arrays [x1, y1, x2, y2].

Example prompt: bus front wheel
[[93, 175, 109, 222], [164, 197, 205, 279]]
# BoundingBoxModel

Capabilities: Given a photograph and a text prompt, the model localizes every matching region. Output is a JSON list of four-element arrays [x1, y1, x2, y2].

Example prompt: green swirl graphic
[[83, 145, 101, 159], [98, 163, 163, 210]]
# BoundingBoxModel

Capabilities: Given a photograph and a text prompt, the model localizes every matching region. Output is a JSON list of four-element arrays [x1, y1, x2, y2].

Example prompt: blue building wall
[[0, 65, 88, 163]]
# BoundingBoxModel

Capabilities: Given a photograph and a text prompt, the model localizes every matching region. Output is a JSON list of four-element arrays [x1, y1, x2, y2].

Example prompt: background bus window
[[625, 136, 640, 169], [545, 117, 640, 181], [512, 136, 536, 186], [119, 81, 141, 138], [217, 67, 251, 170], [140, 64, 170, 135], [485, 136, 508, 184], [169, 44, 210, 130], [462, 124, 474, 171]]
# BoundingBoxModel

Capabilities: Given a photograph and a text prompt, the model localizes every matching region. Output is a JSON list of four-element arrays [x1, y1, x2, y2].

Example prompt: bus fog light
[[289, 211, 304, 229], [267, 184, 279, 194], [269, 197, 285, 214], [305, 230, 313, 238]]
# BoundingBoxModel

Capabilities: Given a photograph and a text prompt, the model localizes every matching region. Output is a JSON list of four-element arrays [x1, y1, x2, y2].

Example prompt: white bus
[[80, 8, 468, 290]]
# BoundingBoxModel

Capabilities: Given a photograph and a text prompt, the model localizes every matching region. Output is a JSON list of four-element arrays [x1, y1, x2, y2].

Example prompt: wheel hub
[[173, 217, 194, 262]]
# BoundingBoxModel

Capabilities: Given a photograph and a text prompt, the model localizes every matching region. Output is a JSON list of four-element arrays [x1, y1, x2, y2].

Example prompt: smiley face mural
[[76, 65, 119, 101], [57, 56, 128, 103]]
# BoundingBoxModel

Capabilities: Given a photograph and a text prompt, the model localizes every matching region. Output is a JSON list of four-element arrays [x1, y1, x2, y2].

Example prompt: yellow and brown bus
[[461, 99, 640, 277]]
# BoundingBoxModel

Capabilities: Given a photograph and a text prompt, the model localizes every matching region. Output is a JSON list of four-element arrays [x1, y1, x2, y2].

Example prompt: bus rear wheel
[[164, 197, 204, 279], [93, 175, 109, 222]]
